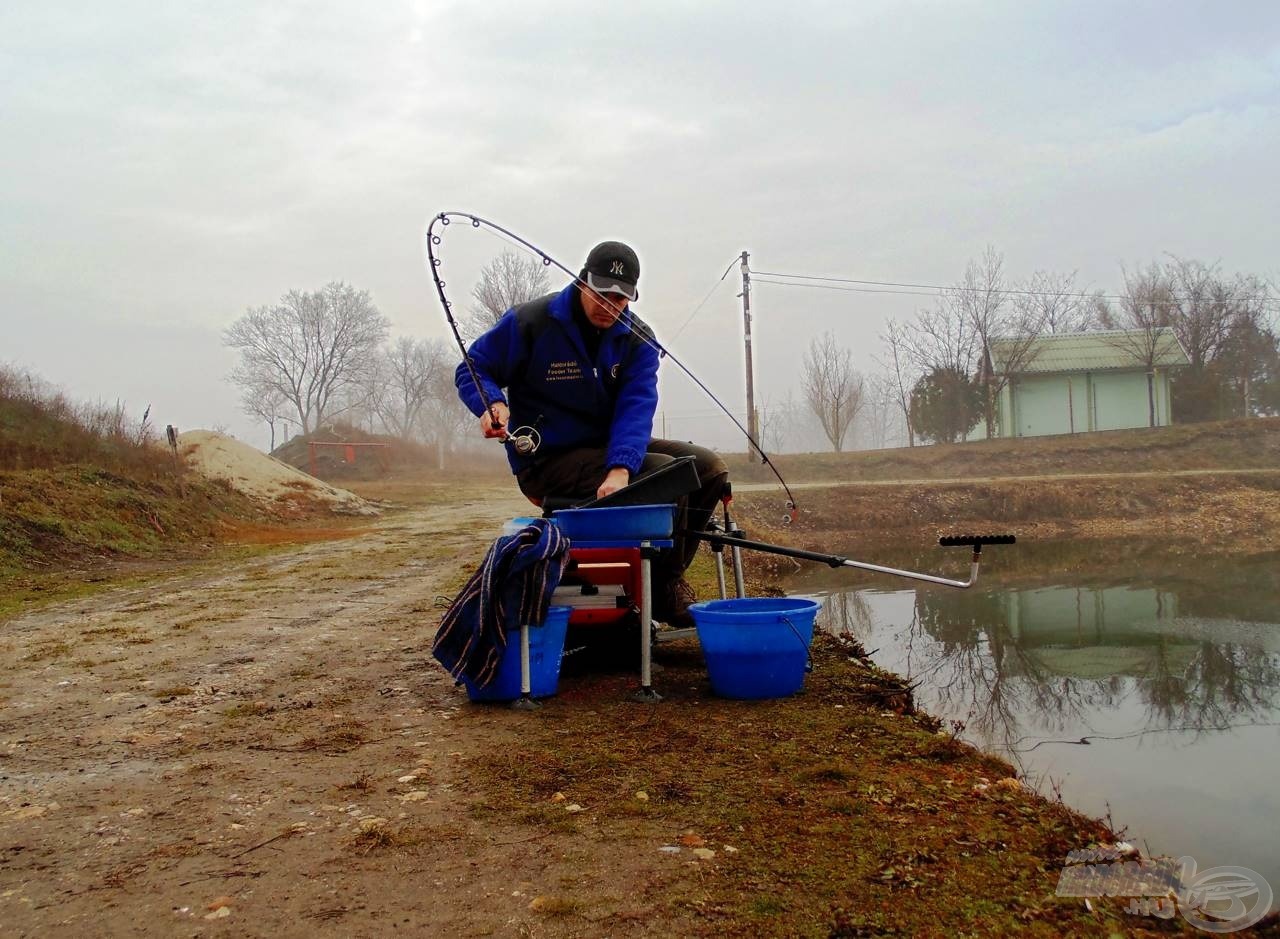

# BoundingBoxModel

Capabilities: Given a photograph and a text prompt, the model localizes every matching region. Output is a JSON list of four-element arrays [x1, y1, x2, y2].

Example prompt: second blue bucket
[[462, 606, 572, 702], [689, 597, 822, 699]]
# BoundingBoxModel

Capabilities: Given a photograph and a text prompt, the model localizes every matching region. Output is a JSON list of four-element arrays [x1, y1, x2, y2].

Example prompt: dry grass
[[0, 364, 168, 477], [345, 822, 424, 856], [726, 415, 1280, 484]]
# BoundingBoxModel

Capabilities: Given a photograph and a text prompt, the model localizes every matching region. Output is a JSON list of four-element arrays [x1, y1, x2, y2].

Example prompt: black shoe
[[654, 577, 697, 628]]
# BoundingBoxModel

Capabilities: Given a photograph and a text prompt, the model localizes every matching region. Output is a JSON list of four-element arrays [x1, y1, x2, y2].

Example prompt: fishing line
[[670, 256, 739, 341], [424, 210, 799, 521]]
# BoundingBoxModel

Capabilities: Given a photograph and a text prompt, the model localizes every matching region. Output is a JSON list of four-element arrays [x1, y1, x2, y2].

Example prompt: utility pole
[[739, 250, 760, 458]]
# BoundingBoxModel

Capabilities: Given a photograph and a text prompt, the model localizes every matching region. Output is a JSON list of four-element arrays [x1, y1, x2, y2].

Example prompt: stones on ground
[[7, 803, 59, 820], [397, 775, 418, 783], [564, 803, 584, 814], [634, 790, 649, 802], [203, 906, 231, 920], [692, 848, 716, 860], [550, 791, 566, 802], [658, 845, 681, 854], [399, 790, 430, 803]]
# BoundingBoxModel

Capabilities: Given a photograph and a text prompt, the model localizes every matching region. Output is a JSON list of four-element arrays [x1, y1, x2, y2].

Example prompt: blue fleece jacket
[[455, 283, 661, 475]]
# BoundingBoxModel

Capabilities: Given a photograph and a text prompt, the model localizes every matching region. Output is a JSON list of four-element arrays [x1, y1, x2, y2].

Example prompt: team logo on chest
[[545, 359, 584, 383]]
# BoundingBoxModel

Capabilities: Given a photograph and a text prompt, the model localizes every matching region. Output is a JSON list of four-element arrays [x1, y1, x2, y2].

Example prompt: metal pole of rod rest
[[721, 497, 746, 598], [707, 518, 728, 600], [694, 531, 1016, 590]]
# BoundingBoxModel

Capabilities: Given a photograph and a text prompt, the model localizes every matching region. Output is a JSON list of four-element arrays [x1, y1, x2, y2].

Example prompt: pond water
[[784, 540, 1280, 901]]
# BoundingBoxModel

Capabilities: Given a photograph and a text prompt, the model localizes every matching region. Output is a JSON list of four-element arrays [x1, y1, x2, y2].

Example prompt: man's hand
[[479, 403, 510, 439], [596, 466, 630, 500]]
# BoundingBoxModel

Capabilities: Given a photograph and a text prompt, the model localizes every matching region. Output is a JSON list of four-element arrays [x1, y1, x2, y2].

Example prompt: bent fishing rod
[[425, 210, 799, 522]]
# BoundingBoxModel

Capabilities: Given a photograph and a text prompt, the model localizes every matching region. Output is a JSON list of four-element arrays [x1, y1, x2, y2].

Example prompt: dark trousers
[[516, 439, 729, 584]]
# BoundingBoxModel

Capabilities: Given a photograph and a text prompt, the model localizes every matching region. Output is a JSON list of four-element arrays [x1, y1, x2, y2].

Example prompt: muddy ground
[[1, 479, 1265, 937]]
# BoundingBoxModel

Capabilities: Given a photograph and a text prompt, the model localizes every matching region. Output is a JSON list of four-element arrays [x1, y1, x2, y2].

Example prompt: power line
[[752, 277, 943, 299], [751, 268, 1280, 310]]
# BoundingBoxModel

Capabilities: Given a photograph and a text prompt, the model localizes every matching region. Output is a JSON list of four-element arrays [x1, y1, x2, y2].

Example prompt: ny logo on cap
[[610, 261, 625, 276]]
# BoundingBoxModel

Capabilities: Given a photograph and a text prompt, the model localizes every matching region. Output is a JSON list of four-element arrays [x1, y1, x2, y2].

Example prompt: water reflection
[[795, 545, 1280, 892], [816, 558, 1280, 755]]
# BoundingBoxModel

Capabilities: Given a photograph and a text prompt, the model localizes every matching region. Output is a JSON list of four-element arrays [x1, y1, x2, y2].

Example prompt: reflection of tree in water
[[904, 589, 1103, 753], [1138, 638, 1280, 732], [820, 591, 874, 641], [901, 587, 1280, 755]]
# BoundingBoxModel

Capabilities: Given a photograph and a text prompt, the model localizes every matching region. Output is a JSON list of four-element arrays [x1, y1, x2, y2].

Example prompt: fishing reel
[[505, 425, 541, 456]]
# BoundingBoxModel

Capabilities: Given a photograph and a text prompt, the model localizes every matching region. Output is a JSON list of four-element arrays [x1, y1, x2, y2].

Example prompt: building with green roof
[[987, 328, 1190, 438]]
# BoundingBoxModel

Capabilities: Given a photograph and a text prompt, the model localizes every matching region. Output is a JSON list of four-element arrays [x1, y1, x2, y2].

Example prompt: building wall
[[1000, 369, 1174, 437]]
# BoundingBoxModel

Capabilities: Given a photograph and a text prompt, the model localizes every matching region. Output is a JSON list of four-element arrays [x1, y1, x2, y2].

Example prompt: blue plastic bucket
[[690, 597, 822, 699], [462, 606, 572, 702]]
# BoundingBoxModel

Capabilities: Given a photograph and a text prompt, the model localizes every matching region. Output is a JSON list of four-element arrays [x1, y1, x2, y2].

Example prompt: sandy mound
[[178, 430, 379, 516]]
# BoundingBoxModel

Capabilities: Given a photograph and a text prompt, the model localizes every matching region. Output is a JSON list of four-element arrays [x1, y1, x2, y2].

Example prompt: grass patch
[[149, 685, 195, 699], [337, 772, 375, 792], [223, 701, 271, 719], [528, 895, 582, 917], [346, 822, 423, 856], [21, 639, 73, 662]]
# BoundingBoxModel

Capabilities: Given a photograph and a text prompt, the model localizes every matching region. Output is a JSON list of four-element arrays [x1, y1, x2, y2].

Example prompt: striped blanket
[[432, 517, 571, 689]]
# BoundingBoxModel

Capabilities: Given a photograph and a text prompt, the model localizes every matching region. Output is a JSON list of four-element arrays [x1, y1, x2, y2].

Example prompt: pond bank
[[735, 470, 1280, 558], [465, 628, 1179, 936]]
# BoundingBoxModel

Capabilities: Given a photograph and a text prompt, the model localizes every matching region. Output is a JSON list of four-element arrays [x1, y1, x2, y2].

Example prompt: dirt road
[[0, 489, 694, 937]]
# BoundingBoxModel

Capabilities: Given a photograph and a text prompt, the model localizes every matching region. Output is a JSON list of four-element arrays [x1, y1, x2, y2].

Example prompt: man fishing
[[455, 240, 728, 630]]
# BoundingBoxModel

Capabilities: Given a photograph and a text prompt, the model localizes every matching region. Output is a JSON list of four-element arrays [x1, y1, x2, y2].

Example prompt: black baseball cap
[[581, 240, 640, 301]]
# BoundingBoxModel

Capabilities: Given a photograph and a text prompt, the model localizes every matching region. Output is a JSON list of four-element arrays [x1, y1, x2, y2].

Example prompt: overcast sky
[[4, 1, 1278, 451]]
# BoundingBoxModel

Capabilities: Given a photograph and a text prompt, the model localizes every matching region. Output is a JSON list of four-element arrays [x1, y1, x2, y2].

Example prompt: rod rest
[[938, 534, 1017, 547]]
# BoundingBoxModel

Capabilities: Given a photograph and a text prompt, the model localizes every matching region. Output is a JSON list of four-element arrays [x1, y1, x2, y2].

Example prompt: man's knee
[[648, 438, 728, 483]]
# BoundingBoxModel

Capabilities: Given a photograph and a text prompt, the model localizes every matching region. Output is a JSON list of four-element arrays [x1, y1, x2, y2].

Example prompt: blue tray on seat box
[[551, 504, 675, 542]]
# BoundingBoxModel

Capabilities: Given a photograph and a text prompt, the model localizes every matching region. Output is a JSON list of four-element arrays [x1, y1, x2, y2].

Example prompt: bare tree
[[801, 331, 864, 452], [1220, 285, 1279, 416], [949, 246, 1011, 438], [876, 318, 919, 447], [1162, 257, 1235, 372], [1015, 270, 1101, 334], [464, 250, 552, 341], [240, 382, 288, 451], [1099, 264, 1176, 427], [415, 356, 474, 470], [861, 373, 908, 450], [367, 337, 449, 440], [224, 282, 390, 434]]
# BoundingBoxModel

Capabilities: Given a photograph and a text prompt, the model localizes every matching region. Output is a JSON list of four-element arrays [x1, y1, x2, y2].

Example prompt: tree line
[[225, 249, 1278, 460], [798, 249, 1278, 450]]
